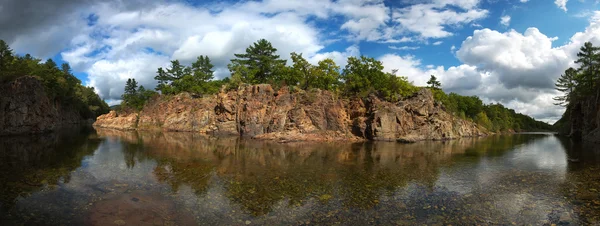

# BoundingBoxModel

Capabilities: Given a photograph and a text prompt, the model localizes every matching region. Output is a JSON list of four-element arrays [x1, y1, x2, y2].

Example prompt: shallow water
[[1, 128, 599, 225]]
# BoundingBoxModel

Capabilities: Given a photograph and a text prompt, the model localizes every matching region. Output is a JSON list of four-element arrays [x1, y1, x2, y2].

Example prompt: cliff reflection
[[95, 129, 543, 216], [0, 127, 101, 210]]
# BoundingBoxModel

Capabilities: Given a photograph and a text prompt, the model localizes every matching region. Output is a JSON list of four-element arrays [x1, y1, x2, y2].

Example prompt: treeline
[[0, 40, 109, 118], [554, 42, 600, 107], [122, 39, 417, 109], [120, 38, 550, 132], [432, 89, 552, 132]]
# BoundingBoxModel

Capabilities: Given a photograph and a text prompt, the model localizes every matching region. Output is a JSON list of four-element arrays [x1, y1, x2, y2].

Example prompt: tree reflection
[[95, 129, 556, 217], [0, 127, 101, 211]]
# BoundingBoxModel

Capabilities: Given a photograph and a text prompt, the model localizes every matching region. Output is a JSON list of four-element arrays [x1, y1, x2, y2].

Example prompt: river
[[1, 127, 599, 225]]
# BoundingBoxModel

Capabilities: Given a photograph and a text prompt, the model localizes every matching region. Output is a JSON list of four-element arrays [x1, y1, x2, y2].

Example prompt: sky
[[1, 0, 599, 123]]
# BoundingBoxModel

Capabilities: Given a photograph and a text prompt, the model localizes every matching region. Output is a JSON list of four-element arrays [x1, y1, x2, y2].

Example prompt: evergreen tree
[[553, 67, 578, 106], [154, 60, 191, 94], [191, 55, 214, 82], [124, 78, 138, 97], [574, 42, 599, 92], [230, 39, 286, 84], [427, 75, 442, 89]]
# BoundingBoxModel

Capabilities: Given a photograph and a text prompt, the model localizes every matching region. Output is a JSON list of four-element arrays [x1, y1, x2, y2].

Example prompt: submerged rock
[[94, 85, 487, 142]]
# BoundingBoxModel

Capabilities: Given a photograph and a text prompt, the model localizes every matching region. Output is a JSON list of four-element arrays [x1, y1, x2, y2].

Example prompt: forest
[[0, 40, 109, 118], [120, 39, 552, 132]]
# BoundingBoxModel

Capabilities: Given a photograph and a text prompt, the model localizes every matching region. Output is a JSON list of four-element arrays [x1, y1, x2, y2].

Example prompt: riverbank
[[94, 85, 487, 142]]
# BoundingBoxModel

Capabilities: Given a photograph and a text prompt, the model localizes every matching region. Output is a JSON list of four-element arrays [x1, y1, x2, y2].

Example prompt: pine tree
[[427, 75, 442, 89], [191, 55, 214, 82], [553, 67, 578, 106], [574, 42, 600, 92], [230, 39, 286, 84], [154, 60, 191, 94]]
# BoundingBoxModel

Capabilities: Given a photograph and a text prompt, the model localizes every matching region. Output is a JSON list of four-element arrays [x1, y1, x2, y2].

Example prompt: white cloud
[[307, 45, 360, 69], [555, 0, 568, 12], [380, 11, 600, 123], [432, 41, 443, 45], [392, 3, 488, 38], [61, 1, 335, 100], [500, 15, 511, 27], [388, 45, 420, 50], [456, 28, 567, 89]]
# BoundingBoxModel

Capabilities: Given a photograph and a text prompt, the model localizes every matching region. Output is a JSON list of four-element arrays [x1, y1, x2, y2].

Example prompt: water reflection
[[1, 129, 599, 225]]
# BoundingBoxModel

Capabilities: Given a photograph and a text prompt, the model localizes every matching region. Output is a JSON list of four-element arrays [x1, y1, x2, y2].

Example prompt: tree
[[0, 40, 14, 79], [427, 75, 441, 89], [342, 56, 388, 96], [124, 78, 138, 97], [574, 42, 599, 92], [553, 67, 578, 106], [154, 60, 191, 94], [312, 58, 341, 91], [230, 39, 286, 84], [191, 55, 214, 82], [0, 40, 109, 118], [290, 52, 311, 88]]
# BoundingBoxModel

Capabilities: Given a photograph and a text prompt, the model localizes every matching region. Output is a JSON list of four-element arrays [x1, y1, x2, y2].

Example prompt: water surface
[[1, 128, 599, 225]]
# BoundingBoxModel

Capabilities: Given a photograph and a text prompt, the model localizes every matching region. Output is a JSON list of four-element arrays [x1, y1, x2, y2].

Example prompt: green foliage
[[427, 75, 441, 89], [154, 56, 226, 96], [555, 42, 600, 107], [433, 90, 551, 132], [121, 78, 158, 111], [230, 39, 286, 84], [341, 56, 417, 101], [553, 67, 578, 106], [0, 39, 109, 118]]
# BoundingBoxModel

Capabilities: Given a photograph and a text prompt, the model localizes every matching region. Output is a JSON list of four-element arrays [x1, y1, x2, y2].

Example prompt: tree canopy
[[0, 39, 109, 118], [154, 56, 222, 95], [119, 38, 551, 132], [554, 42, 600, 107], [229, 39, 286, 84], [427, 75, 441, 89]]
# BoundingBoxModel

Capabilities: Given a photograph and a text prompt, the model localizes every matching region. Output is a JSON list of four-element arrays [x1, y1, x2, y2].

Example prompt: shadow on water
[[2, 128, 599, 225], [0, 126, 101, 224]]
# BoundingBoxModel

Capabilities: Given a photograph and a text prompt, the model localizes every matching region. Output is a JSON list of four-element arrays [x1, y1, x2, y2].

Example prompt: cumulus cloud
[[57, 1, 352, 101], [381, 11, 600, 123], [500, 15, 511, 27], [391, 1, 488, 38]]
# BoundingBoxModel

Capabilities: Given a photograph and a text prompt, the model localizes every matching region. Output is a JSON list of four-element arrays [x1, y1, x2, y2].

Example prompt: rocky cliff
[[94, 84, 487, 142], [561, 93, 600, 143], [0, 76, 85, 136]]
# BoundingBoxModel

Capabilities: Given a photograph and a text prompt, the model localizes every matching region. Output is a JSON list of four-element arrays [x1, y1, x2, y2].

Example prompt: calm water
[[1, 128, 599, 225]]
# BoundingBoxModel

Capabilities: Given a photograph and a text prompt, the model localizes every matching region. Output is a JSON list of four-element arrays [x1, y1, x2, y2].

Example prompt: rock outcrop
[[94, 84, 487, 142], [0, 76, 85, 136], [561, 92, 600, 143]]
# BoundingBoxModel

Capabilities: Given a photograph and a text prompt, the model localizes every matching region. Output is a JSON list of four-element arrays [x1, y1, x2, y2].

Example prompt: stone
[[94, 85, 487, 142], [0, 76, 88, 136]]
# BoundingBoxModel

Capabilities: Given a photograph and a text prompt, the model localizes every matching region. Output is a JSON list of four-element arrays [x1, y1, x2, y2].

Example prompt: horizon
[[1, 0, 599, 123]]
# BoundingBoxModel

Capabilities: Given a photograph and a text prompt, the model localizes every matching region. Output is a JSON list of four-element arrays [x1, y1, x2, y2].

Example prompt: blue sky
[[1, 0, 600, 123]]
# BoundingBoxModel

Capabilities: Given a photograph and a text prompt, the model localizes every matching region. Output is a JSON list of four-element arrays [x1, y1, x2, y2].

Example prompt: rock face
[[0, 76, 84, 136], [564, 93, 600, 143], [94, 84, 487, 142]]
